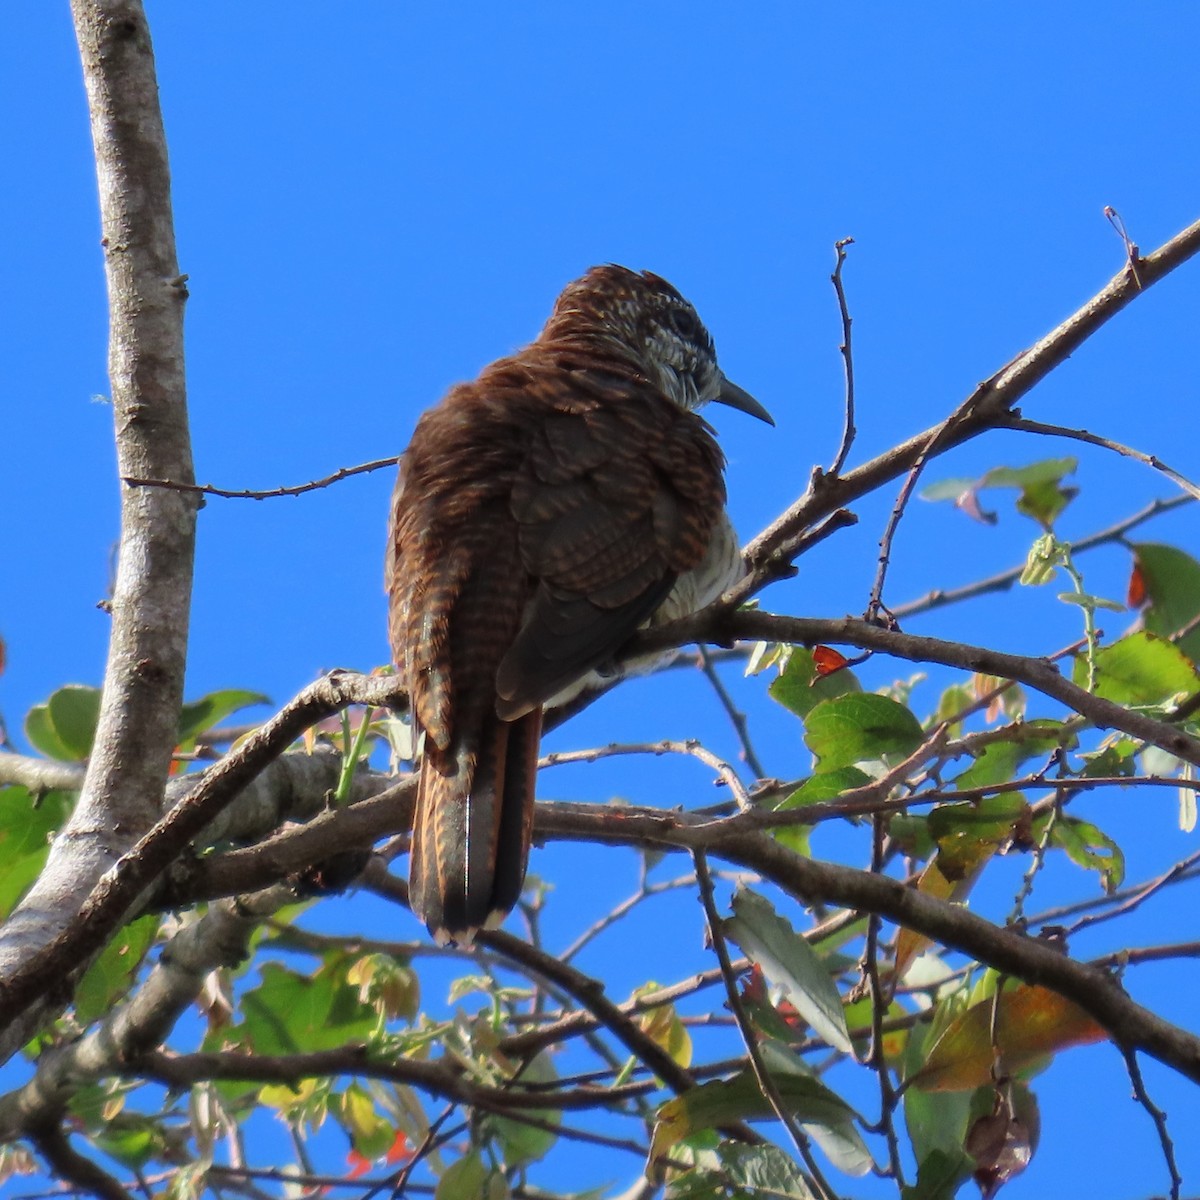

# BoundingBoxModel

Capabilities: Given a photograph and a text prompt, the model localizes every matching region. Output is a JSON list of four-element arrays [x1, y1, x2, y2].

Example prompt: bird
[[386, 265, 772, 943]]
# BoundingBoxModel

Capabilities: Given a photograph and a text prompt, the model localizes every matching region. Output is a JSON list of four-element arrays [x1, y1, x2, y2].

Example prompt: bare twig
[[1104, 206, 1142, 287], [828, 237, 857, 477], [1007, 415, 1200, 501], [697, 646, 767, 779], [541, 737, 751, 809], [692, 850, 839, 1200], [1120, 1046, 1181, 1200], [28, 1120, 127, 1200], [124, 454, 400, 500], [890, 493, 1194, 622], [1066, 847, 1200, 938], [736, 214, 1200, 605], [559, 870, 731, 964], [860, 805, 905, 1183]]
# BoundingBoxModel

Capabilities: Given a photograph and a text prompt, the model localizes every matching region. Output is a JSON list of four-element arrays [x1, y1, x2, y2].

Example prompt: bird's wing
[[496, 382, 726, 718]]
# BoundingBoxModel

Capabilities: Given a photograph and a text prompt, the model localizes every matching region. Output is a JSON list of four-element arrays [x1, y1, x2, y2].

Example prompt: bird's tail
[[409, 707, 542, 943]]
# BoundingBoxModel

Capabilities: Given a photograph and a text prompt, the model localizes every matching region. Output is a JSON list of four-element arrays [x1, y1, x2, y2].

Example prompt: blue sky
[[3, 3, 1200, 1196]]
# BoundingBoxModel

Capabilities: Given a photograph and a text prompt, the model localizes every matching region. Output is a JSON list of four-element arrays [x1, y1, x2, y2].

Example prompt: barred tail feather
[[408, 709, 541, 943]]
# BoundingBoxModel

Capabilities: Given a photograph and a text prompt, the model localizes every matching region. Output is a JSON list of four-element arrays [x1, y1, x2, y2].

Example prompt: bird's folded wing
[[496, 391, 725, 718]]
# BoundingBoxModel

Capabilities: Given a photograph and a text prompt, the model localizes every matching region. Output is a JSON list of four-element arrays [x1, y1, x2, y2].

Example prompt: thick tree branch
[[152, 762, 1200, 1086], [0, 0, 195, 1052], [0, 674, 397, 1050], [732, 216, 1200, 604], [0, 885, 293, 1142], [634, 612, 1200, 769]]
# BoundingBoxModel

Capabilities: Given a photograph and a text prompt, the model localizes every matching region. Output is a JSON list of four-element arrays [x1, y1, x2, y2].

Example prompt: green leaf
[[25, 685, 103, 761], [769, 647, 861, 721], [927, 794, 1029, 878], [1014, 479, 1076, 526], [901, 1147, 975, 1200], [710, 1143, 819, 1196], [1079, 737, 1140, 778], [0, 787, 74, 919], [651, 1052, 869, 1175], [908, 985, 1107, 1092], [94, 1122, 158, 1169], [904, 1075, 975, 1165], [980, 458, 1078, 491], [952, 722, 1069, 793], [925, 459, 1077, 527], [984, 458, 1079, 525], [933, 683, 975, 738], [337, 1083, 393, 1159], [74, 913, 160, 1024], [804, 693, 924, 774], [771, 767, 872, 855], [1133, 542, 1200, 662], [488, 1052, 559, 1166], [1073, 631, 1200, 707], [724, 888, 852, 1054], [177, 688, 269, 745], [436, 1151, 489, 1200], [1045, 815, 1125, 891], [779, 766, 873, 810], [238, 962, 376, 1054]]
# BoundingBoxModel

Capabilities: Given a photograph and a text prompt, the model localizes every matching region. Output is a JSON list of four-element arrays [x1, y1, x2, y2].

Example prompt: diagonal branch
[[635, 611, 1200, 769], [729, 215, 1200, 605]]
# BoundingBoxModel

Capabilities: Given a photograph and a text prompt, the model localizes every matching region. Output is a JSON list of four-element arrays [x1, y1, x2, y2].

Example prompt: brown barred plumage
[[386, 265, 771, 942]]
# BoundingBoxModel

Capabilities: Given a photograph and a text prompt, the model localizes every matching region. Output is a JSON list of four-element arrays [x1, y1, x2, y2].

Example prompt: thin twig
[[559, 871, 734, 964], [1066, 846, 1200, 937], [696, 646, 767, 779], [890, 493, 1193, 622], [1009, 781, 1064, 926], [860, 810, 905, 1183], [1120, 1046, 1181, 1200], [1104, 205, 1143, 288], [865, 404, 977, 626], [828, 237, 857, 477], [541, 738, 751, 809], [123, 454, 400, 500], [692, 850, 840, 1200], [28, 1120, 127, 1200], [1007, 416, 1200, 501]]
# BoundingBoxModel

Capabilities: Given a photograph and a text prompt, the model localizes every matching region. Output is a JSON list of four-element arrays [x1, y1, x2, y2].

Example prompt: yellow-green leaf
[[909, 985, 1107, 1092]]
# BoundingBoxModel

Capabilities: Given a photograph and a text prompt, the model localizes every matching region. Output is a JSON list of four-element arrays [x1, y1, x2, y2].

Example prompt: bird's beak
[[716, 375, 774, 426]]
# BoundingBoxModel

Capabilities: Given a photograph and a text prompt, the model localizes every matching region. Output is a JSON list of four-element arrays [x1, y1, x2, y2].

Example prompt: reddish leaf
[[346, 1150, 371, 1179], [956, 485, 998, 525], [1127, 559, 1147, 609], [385, 1130, 412, 1164], [812, 645, 850, 676], [910, 985, 1108, 1092], [739, 964, 768, 1005]]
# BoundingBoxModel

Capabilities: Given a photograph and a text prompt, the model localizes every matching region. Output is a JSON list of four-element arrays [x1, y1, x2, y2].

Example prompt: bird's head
[[544, 265, 774, 424]]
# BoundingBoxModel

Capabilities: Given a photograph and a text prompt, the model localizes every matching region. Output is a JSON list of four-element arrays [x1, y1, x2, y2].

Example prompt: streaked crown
[[540, 266, 725, 411]]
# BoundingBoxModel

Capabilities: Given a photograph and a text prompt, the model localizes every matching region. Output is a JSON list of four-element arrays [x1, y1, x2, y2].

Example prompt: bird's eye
[[668, 306, 702, 343]]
